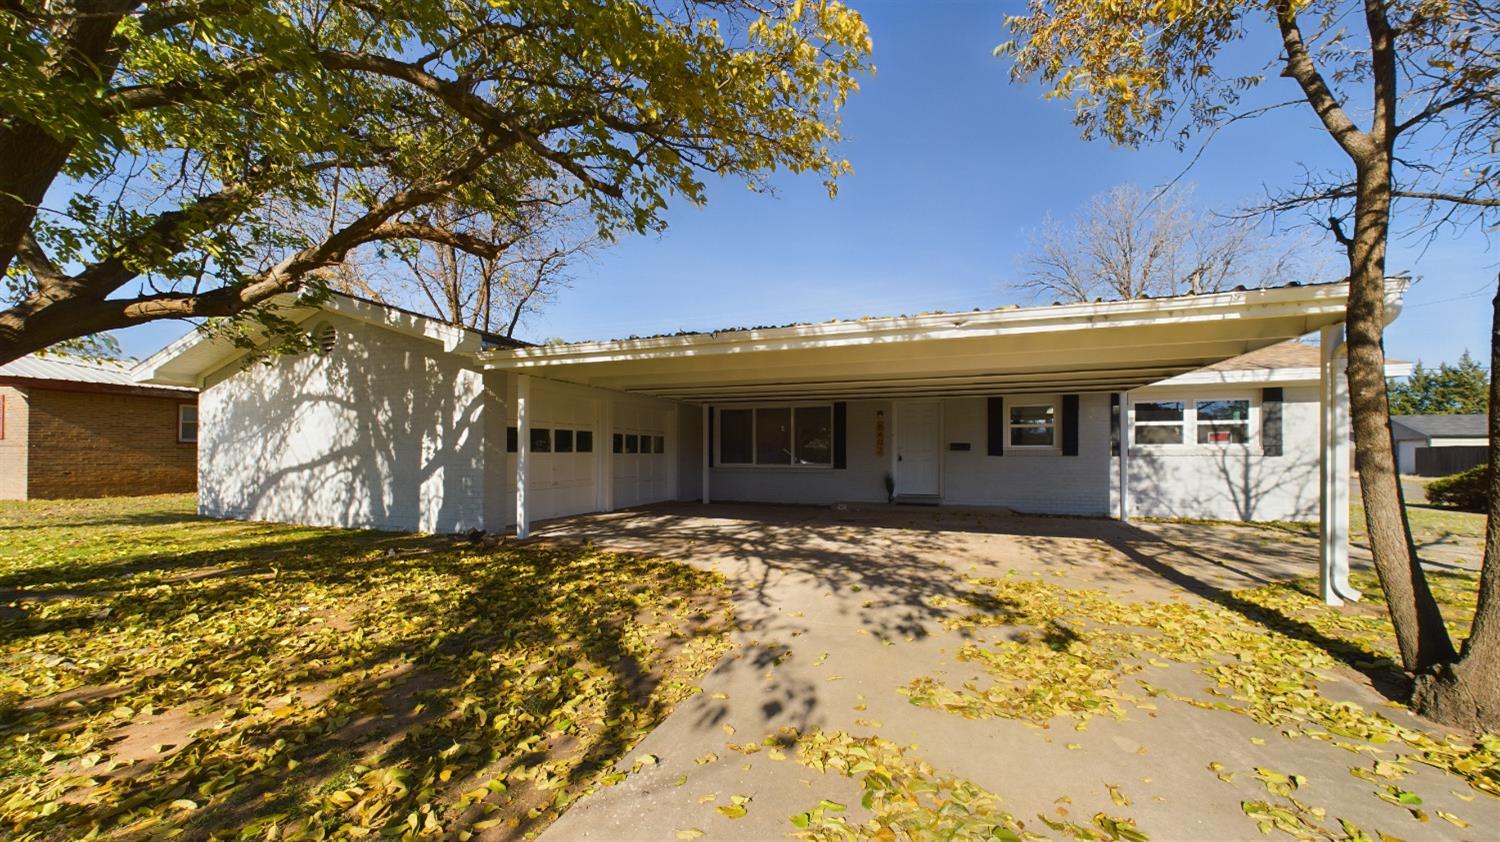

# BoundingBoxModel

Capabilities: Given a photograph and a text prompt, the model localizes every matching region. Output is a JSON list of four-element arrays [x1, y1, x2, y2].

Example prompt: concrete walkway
[[529, 503, 1493, 841]]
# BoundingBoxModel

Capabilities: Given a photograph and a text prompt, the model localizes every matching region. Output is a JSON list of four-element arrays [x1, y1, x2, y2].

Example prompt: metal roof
[[0, 354, 195, 392], [1391, 414, 1489, 440]]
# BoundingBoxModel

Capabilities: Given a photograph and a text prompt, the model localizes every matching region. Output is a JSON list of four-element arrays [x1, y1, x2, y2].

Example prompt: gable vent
[[312, 322, 338, 355]]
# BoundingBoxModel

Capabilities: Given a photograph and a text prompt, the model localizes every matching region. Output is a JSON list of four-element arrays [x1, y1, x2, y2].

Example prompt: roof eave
[[477, 281, 1384, 370], [132, 293, 486, 387]]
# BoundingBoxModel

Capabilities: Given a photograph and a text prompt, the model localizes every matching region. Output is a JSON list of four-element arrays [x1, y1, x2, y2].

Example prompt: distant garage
[[1391, 414, 1489, 476]]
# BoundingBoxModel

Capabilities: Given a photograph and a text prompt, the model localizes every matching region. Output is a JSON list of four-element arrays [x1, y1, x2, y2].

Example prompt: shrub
[[1426, 464, 1489, 512]]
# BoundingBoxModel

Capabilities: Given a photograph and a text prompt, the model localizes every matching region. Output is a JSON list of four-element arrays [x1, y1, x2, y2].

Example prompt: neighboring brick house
[[0, 354, 197, 500]]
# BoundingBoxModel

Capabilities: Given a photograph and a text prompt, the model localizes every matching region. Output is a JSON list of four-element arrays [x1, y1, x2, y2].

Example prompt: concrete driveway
[[527, 503, 1493, 841]]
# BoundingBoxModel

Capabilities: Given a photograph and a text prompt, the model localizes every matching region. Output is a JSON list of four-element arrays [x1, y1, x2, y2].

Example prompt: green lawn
[[0, 495, 732, 839]]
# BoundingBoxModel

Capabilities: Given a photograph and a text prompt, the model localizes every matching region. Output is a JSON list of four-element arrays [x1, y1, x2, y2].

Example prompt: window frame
[[715, 402, 835, 469], [1131, 399, 1186, 447], [1129, 393, 1258, 452], [177, 402, 198, 444], [1005, 399, 1059, 451]]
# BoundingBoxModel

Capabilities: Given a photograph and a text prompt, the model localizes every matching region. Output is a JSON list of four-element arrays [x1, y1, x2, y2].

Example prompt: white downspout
[[516, 373, 530, 540], [1319, 324, 1358, 605]]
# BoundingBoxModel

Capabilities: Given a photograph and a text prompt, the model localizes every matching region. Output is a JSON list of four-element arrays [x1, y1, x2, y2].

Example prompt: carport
[[480, 279, 1411, 606]]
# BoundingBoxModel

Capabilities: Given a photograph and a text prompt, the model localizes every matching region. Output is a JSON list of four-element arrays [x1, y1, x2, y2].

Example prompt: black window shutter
[[707, 406, 715, 467], [1262, 388, 1283, 457], [1109, 394, 1120, 457], [987, 397, 1004, 456], [833, 402, 848, 469], [1062, 394, 1080, 456]]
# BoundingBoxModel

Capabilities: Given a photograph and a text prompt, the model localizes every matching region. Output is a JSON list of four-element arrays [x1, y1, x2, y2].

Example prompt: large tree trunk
[[1345, 160, 1456, 673], [1411, 277, 1500, 732]]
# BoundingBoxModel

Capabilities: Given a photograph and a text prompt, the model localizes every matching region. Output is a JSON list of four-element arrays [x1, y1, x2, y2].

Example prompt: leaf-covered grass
[[901, 567, 1497, 840], [0, 494, 733, 839], [1351, 502, 1486, 547]]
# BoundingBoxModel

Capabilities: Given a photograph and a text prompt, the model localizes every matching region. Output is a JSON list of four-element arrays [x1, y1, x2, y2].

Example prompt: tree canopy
[[0, 0, 871, 362], [1000, 0, 1500, 730], [1388, 352, 1489, 416]]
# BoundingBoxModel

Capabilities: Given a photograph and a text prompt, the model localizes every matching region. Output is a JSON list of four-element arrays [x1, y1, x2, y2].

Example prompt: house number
[[874, 410, 885, 456]]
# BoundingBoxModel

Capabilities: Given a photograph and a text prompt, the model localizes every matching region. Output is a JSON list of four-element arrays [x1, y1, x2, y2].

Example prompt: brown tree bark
[[1344, 159, 1457, 673], [1275, 0, 1456, 678], [1411, 277, 1500, 732]]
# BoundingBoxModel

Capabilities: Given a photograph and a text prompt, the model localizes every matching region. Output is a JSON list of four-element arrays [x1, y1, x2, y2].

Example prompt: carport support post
[[516, 374, 530, 540], [1319, 324, 1358, 605], [1118, 391, 1131, 522], [701, 403, 711, 504]]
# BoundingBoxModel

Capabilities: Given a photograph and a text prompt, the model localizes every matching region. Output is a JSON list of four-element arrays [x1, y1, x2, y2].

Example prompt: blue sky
[[113, 0, 1495, 367]]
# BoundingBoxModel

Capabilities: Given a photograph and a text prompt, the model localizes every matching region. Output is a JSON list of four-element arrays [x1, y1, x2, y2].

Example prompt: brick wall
[[25, 387, 197, 499], [0, 386, 28, 500]]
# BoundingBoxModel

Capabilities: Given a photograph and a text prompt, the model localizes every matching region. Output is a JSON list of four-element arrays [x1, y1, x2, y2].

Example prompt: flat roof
[[479, 280, 1406, 402]]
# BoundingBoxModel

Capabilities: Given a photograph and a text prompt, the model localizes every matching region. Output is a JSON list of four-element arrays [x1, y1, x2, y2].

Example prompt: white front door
[[895, 401, 941, 496]]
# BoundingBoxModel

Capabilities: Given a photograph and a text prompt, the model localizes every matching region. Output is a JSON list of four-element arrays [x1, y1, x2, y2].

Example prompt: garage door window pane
[[653, 435, 665, 454], [719, 409, 753, 464], [612, 433, 623, 454], [625, 433, 639, 454], [755, 407, 792, 465], [555, 429, 574, 452], [793, 406, 832, 465], [577, 431, 593, 452], [530, 428, 551, 452]]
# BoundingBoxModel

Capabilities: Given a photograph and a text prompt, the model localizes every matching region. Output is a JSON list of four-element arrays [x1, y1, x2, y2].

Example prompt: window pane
[[1009, 405, 1054, 425], [555, 429, 574, 452], [1197, 399, 1250, 422], [1135, 425, 1184, 445], [793, 406, 832, 465], [755, 407, 792, 465], [180, 406, 198, 423], [625, 433, 639, 454], [1198, 422, 1249, 444], [507, 426, 518, 453], [530, 428, 551, 452], [180, 423, 198, 443], [653, 435, 665, 454], [1009, 404, 1054, 447], [719, 409, 753, 464], [1010, 424, 1054, 447], [1135, 401, 1184, 422], [612, 433, 623, 454], [577, 431, 593, 453]]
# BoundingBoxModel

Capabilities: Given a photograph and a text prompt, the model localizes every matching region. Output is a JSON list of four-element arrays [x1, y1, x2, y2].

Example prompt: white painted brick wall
[[940, 395, 1113, 516], [1122, 384, 1321, 522], [198, 312, 489, 533]]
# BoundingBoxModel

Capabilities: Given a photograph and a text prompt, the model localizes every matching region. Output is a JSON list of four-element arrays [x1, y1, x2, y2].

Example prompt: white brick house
[[136, 280, 1412, 604]]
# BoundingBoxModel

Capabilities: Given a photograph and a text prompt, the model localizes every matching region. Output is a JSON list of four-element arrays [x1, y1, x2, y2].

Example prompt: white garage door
[[522, 391, 599, 521], [612, 406, 669, 509]]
